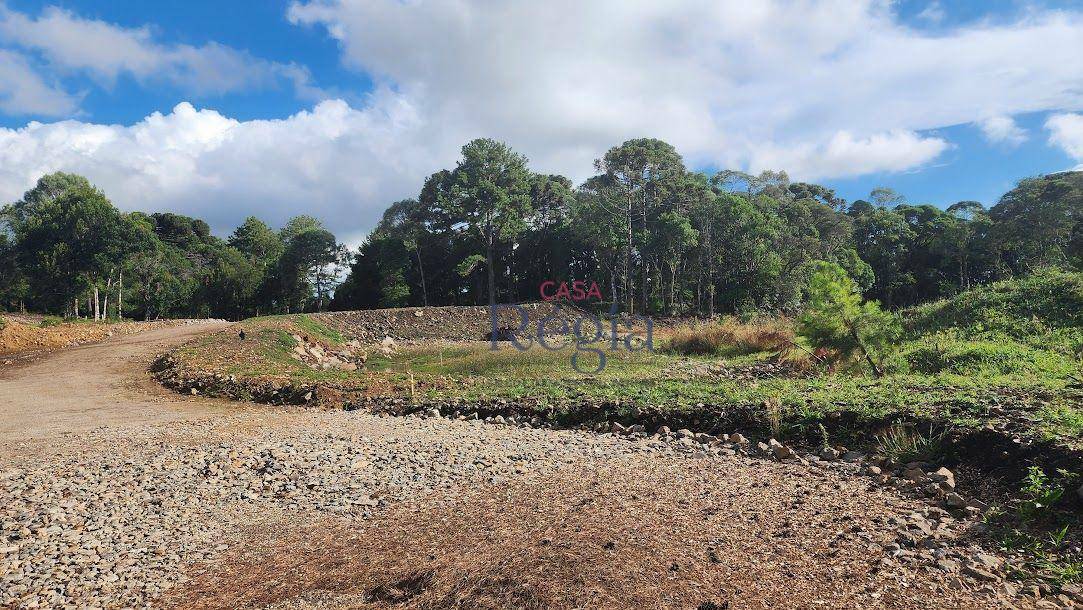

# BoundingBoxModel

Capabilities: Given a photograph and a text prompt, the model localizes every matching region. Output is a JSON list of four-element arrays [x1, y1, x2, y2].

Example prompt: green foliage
[[798, 261, 901, 375], [1018, 467, 1078, 523], [39, 316, 63, 328], [901, 337, 1078, 378], [874, 425, 949, 464], [906, 268, 1083, 351]]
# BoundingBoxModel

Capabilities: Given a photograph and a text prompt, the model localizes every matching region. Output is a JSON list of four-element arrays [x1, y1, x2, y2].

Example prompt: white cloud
[[747, 130, 950, 179], [0, 95, 439, 240], [3, 1, 1083, 238], [977, 116, 1028, 146], [917, 2, 946, 24], [283, 0, 1083, 184], [0, 49, 80, 116], [1046, 113, 1083, 168], [0, 4, 319, 101]]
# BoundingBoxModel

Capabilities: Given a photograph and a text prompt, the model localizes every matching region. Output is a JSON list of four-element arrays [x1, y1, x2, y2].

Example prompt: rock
[[929, 467, 956, 491], [676, 429, 695, 439], [413, 310, 424, 317], [972, 553, 1003, 571], [819, 447, 840, 460], [902, 468, 926, 483], [729, 433, 747, 445], [840, 451, 864, 463], [944, 493, 967, 509], [866, 466, 882, 476], [963, 564, 999, 582]]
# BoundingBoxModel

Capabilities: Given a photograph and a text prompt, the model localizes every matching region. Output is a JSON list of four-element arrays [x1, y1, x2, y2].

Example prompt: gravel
[[1, 409, 1031, 608], [0, 411, 690, 608]]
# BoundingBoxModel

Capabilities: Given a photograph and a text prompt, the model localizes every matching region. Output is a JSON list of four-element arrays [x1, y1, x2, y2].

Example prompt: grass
[[874, 424, 950, 464], [663, 317, 794, 357], [172, 271, 1083, 453]]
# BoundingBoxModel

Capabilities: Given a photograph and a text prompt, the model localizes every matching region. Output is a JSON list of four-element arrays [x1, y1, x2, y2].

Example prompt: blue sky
[[0, 0, 1081, 242]]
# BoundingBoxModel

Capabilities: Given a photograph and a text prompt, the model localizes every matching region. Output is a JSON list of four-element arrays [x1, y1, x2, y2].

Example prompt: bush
[[798, 261, 901, 376], [903, 337, 1077, 378], [664, 317, 794, 356], [875, 425, 949, 464], [906, 268, 1083, 348], [39, 316, 63, 328]]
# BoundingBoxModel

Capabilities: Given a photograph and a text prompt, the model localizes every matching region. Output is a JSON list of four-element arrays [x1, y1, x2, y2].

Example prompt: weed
[[817, 423, 831, 450], [664, 318, 793, 357], [1019, 467, 1078, 523], [764, 397, 784, 439], [39, 316, 62, 328], [874, 425, 949, 464]]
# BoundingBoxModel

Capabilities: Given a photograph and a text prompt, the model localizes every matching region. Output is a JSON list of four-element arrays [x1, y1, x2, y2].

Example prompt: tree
[[594, 138, 686, 313], [990, 172, 1082, 272], [8, 174, 136, 315], [229, 216, 283, 266], [798, 261, 900, 376], [653, 211, 697, 314], [271, 226, 344, 312], [853, 208, 915, 307], [447, 139, 532, 308], [869, 187, 906, 209]]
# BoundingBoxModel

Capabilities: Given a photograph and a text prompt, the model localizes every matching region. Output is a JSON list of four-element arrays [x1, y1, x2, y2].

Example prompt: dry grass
[[663, 317, 795, 357]]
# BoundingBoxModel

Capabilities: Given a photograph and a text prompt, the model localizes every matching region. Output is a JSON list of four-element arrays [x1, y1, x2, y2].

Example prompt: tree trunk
[[625, 201, 634, 315], [414, 244, 428, 306], [118, 272, 123, 320], [486, 238, 496, 308], [93, 288, 100, 321]]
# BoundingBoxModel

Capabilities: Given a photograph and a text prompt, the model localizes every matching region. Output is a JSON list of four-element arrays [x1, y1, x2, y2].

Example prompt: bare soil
[[0, 324, 1023, 608]]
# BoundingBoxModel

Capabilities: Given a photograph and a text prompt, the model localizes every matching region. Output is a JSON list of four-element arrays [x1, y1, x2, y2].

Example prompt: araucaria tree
[[798, 261, 901, 376], [447, 139, 532, 308]]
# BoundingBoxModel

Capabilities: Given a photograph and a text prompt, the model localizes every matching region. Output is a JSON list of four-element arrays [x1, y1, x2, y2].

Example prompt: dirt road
[[0, 322, 235, 445], [0, 325, 1026, 608]]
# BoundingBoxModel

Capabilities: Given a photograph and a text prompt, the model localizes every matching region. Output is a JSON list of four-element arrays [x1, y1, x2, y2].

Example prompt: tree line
[[334, 138, 1082, 315], [0, 139, 1080, 320], [0, 173, 345, 319]]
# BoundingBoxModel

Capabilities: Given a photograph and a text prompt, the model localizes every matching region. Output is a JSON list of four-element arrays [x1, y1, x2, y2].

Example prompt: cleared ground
[[0, 324, 1049, 608]]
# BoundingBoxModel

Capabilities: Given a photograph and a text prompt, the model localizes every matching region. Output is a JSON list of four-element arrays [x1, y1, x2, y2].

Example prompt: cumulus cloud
[[3, 1, 1083, 238], [977, 116, 1027, 146], [0, 4, 319, 102], [286, 0, 1083, 183], [1046, 113, 1083, 168], [0, 95, 439, 241]]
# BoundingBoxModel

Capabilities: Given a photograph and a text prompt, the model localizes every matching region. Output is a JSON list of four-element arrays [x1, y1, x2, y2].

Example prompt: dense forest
[[0, 138, 1080, 320]]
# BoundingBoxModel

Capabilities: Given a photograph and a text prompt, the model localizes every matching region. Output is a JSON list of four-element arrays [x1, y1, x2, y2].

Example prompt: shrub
[[39, 316, 62, 328], [1018, 467, 1078, 523], [903, 337, 1077, 378], [798, 261, 901, 376], [906, 268, 1083, 349]]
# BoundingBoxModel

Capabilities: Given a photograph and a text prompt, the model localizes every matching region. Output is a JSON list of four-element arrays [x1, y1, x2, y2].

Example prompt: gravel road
[[0, 326, 1040, 608]]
